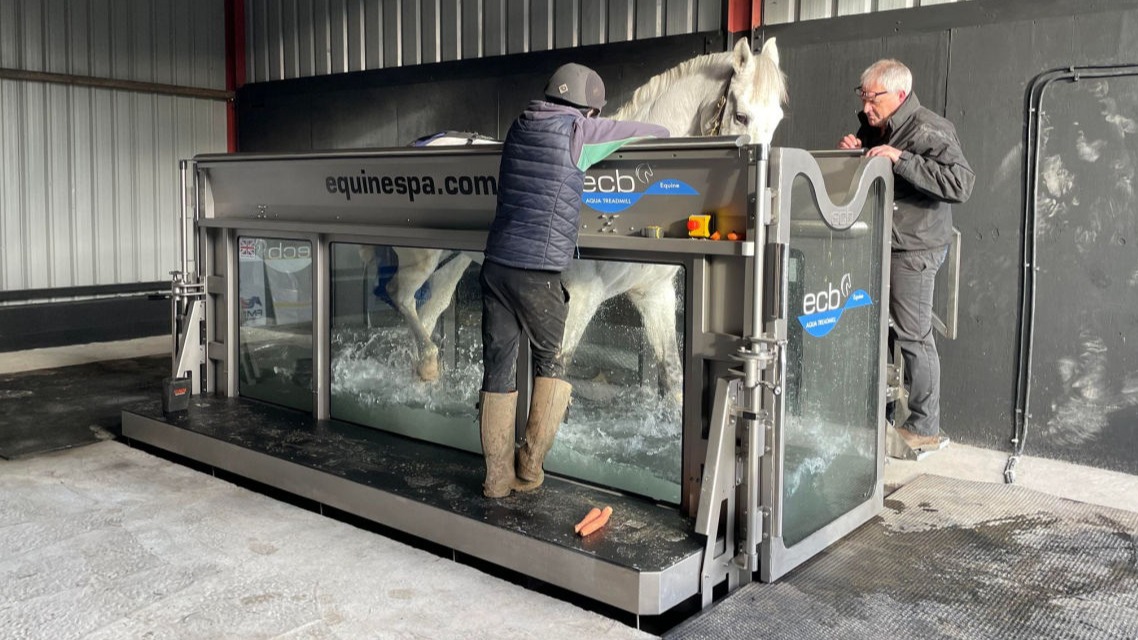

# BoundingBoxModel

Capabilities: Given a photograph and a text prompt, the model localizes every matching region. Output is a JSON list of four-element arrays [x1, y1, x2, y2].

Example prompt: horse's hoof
[[417, 357, 440, 382]]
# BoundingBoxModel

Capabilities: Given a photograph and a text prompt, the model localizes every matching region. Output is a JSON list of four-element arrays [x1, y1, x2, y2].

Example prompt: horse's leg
[[560, 280, 606, 376], [388, 248, 444, 381], [627, 269, 683, 403], [418, 252, 475, 337]]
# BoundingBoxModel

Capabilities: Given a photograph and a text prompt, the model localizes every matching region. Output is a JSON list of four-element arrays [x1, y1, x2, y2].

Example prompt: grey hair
[[861, 59, 912, 94]]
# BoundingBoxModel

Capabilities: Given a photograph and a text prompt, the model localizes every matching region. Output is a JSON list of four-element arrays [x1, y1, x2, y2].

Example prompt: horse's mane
[[610, 52, 732, 119], [611, 46, 786, 120]]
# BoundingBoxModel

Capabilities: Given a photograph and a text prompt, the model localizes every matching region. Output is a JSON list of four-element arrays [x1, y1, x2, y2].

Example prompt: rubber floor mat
[[0, 355, 168, 459], [667, 474, 1138, 639]]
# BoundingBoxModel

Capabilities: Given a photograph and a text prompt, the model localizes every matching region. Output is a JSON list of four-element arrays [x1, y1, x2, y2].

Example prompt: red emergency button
[[686, 214, 711, 238]]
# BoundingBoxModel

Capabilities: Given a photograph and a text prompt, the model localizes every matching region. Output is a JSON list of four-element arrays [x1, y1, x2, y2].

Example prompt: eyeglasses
[[855, 86, 891, 102]]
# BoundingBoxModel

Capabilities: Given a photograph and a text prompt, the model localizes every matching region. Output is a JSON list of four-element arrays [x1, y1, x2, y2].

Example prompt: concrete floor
[[2, 337, 1137, 638], [1, 440, 656, 640]]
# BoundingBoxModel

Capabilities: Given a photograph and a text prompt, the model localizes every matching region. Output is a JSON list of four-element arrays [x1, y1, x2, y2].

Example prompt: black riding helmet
[[544, 63, 606, 111]]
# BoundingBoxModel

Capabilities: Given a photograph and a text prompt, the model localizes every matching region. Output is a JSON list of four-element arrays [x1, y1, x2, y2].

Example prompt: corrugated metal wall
[[0, 0, 227, 294], [243, 0, 721, 82], [762, 0, 971, 25]]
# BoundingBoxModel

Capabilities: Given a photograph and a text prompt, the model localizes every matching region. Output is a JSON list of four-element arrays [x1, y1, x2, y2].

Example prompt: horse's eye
[[734, 113, 749, 126]]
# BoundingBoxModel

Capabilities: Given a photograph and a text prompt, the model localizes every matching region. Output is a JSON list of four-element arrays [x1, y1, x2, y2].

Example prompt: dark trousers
[[890, 246, 948, 436], [479, 260, 569, 393]]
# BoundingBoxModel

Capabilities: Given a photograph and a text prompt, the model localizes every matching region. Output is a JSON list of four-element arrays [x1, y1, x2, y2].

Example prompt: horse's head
[[718, 38, 787, 145]]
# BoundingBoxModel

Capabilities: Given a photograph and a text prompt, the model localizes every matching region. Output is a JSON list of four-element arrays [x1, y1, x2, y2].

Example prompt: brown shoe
[[895, 426, 944, 450]]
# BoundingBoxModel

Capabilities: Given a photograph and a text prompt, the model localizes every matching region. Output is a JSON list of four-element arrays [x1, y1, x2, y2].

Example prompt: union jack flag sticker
[[239, 239, 258, 260]]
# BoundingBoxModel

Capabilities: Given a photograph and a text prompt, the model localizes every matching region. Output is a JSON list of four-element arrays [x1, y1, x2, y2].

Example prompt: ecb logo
[[797, 273, 873, 338], [582, 163, 700, 214]]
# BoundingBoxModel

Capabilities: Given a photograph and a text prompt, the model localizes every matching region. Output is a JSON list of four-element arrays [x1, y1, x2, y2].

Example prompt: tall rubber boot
[[515, 377, 572, 492], [479, 391, 518, 498]]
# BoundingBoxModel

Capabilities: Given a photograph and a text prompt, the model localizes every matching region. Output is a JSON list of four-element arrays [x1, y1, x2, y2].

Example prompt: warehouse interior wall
[[0, 0, 229, 349]]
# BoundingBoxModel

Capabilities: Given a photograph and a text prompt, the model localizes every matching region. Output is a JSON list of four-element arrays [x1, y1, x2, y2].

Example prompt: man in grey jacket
[[839, 59, 974, 450], [477, 63, 670, 498]]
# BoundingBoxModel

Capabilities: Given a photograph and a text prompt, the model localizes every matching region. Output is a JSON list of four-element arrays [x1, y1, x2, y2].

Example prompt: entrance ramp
[[666, 474, 1138, 639]]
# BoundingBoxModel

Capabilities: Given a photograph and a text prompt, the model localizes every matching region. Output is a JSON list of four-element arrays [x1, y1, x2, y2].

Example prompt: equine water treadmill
[[124, 138, 893, 616]]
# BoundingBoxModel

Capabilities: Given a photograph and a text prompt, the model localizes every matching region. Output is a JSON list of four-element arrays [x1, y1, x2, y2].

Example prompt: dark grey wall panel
[[938, 20, 1032, 451], [950, 9, 1138, 469], [1027, 74, 1138, 470], [776, 32, 949, 149], [766, 0, 1138, 472], [0, 297, 168, 353]]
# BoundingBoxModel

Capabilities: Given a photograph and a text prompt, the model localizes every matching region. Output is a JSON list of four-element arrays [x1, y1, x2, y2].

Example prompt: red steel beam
[[728, 0, 764, 34]]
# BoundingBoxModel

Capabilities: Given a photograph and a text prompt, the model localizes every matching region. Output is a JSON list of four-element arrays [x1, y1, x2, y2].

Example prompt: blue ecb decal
[[582, 176, 699, 214], [797, 274, 873, 338]]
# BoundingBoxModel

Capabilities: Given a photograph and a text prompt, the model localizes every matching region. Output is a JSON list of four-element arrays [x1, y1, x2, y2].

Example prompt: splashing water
[[329, 321, 683, 503]]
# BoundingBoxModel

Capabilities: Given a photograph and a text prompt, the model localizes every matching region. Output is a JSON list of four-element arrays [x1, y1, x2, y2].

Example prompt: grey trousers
[[890, 246, 948, 437]]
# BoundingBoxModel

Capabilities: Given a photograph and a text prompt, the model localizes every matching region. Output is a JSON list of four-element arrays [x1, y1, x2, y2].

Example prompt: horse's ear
[[759, 37, 780, 66], [732, 37, 753, 71]]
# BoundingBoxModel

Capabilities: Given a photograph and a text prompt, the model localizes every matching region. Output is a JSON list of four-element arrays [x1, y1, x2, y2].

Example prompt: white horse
[[374, 37, 786, 392]]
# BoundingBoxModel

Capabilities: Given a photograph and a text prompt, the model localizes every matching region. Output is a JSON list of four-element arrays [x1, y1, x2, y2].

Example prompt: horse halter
[[702, 77, 734, 136]]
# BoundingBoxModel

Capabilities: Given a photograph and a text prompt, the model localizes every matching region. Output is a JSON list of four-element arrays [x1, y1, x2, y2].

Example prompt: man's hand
[[866, 144, 903, 164], [839, 134, 862, 150]]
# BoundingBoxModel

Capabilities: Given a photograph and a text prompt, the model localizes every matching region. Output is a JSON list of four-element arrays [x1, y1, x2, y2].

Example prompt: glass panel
[[237, 237, 314, 411], [554, 260, 685, 504], [331, 243, 486, 453], [329, 243, 685, 504], [781, 174, 883, 546]]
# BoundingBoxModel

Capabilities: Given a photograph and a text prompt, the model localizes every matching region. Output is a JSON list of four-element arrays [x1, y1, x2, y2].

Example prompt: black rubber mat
[[0, 355, 168, 459], [667, 475, 1138, 640], [123, 396, 703, 573]]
